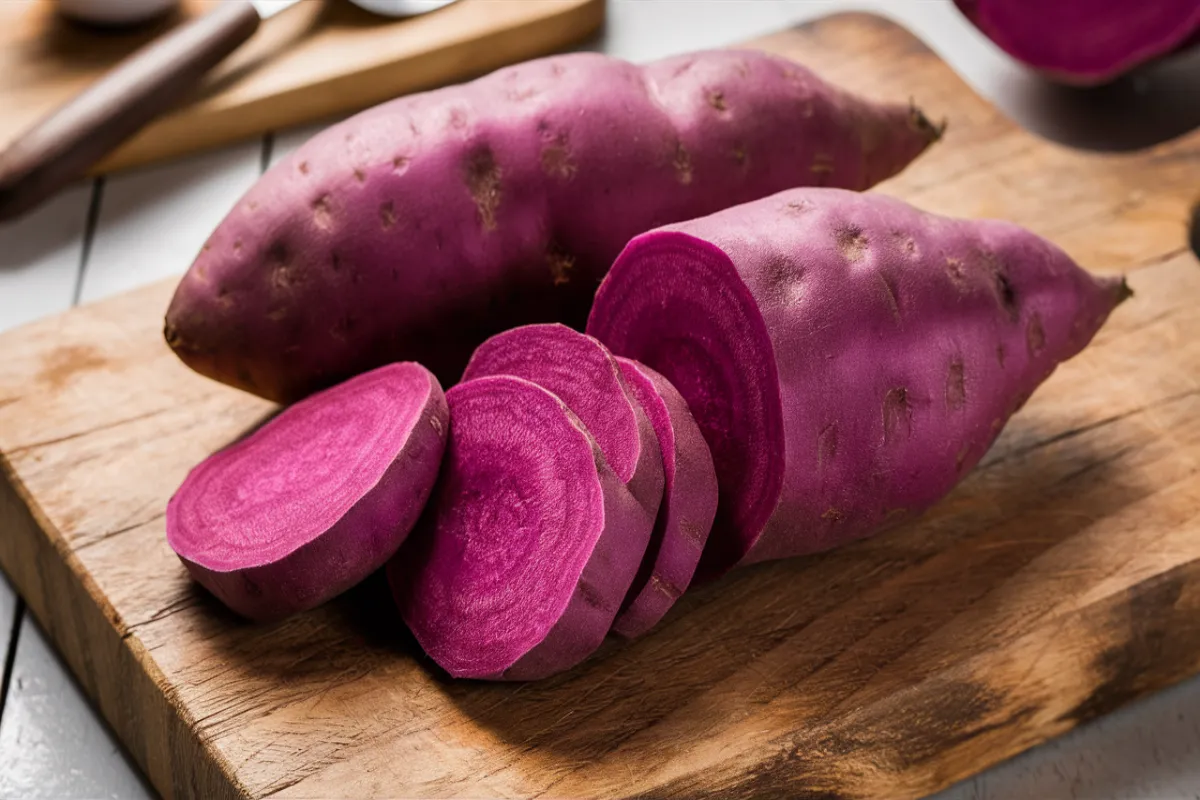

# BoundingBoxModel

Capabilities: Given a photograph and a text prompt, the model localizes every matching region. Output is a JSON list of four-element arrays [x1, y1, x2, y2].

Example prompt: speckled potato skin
[[588, 188, 1129, 572], [164, 49, 941, 403]]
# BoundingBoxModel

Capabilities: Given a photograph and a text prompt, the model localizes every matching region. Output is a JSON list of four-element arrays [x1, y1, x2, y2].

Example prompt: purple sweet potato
[[461, 323, 663, 517], [166, 362, 448, 621], [588, 188, 1129, 580], [611, 358, 718, 638], [391, 376, 654, 680], [164, 49, 943, 404], [954, 0, 1200, 85]]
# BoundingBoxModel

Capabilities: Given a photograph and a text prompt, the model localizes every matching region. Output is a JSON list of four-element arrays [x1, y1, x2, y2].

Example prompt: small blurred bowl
[[58, 0, 180, 27]]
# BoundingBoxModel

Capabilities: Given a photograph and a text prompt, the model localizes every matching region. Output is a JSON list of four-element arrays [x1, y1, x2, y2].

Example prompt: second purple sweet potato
[[165, 48, 941, 403]]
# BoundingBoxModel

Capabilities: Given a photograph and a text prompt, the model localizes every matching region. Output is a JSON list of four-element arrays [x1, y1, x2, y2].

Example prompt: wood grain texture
[[1, 12, 1199, 800], [0, 0, 605, 175]]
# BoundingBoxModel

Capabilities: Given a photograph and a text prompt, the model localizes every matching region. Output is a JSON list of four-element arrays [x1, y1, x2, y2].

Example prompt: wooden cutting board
[[0, 0, 604, 174], [2, 12, 1199, 800]]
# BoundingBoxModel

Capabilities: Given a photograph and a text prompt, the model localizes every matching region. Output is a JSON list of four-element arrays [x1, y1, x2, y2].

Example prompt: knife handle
[[0, 1, 261, 222]]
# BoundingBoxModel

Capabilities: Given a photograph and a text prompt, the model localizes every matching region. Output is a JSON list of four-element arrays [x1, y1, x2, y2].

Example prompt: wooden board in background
[[1, 12, 1199, 800], [0, 0, 605, 174]]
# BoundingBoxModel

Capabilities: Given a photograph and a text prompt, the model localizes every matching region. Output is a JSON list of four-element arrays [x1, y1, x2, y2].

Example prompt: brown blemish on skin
[[465, 148, 502, 232], [540, 134, 577, 180], [955, 442, 972, 473], [267, 241, 296, 289], [707, 90, 727, 111], [649, 574, 683, 601], [883, 387, 912, 443], [547, 243, 575, 286], [802, 100, 815, 118], [550, 62, 566, 78], [894, 232, 919, 258], [733, 145, 747, 166], [354, 168, 366, 183], [267, 308, 288, 322], [762, 255, 804, 305], [996, 343, 1007, 368], [785, 199, 812, 215], [945, 257, 967, 283], [577, 581, 608, 611], [449, 108, 468, 130], [37, 344, 106, 391], [673, 141, 693, 185], [735, 59, 750, 78], [946, 360, 966, 411], [822, 508, 845, 523], [811, 152, 835, 174], [393, 156, 410, 173], [430, 415, 444, 436], [215, 286, 234, 308], [994, 269, 1019, 321], [506, 87, 538, 102], [331, 252, 342, 273], [298, 161, 310, 175], [877, 273, 901, 322], [671, 59, 694, 79], [233, 239, 243, 254], [312, 195, 334, 231], [247, 200, 259, 212], [380, 201, 397, 231], [837, 226, 869, 262], [1027, 312, 1046, 355], [817, 423, 838, 469], [679, 520, 706, 548]]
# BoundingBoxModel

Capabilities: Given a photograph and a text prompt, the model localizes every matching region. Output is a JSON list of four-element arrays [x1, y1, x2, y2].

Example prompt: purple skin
[[166, 362, 448, 622], [164, 48, 943, 404], [461, 323, 664, 518], [954, 0, 1200, 85], [588, 188, 1130, 580], [611, 358, 718, 639], [390, 376, 654, 681]]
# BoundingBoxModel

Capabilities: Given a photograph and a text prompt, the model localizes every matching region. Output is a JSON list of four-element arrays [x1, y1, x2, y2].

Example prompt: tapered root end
[[1112, 275, 1134, 305], [909, 99, 948, 144]]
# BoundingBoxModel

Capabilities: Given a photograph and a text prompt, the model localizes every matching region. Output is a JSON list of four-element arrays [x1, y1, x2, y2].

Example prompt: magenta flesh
[[588, 188, 1129, 576], [165, 48, 943, 403], [954, 0, 1200, 84], [611, 358, 718, 638], [391, 376, 653, 680], [462, 323, 664, 517], [166, 362, 448, 621]]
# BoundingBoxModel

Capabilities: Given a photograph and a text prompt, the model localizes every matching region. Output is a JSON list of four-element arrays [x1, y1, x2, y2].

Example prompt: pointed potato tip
[[1113, 275, 1134, 305], [909, 99, 947, 143]]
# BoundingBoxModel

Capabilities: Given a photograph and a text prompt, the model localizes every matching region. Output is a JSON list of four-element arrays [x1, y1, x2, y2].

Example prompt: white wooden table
[[1, 2, 1198, 797]]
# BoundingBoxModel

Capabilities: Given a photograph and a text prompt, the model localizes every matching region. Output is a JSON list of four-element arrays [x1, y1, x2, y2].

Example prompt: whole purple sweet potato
[[390, 376, 654, 680], [167, 362, 448, 621], [588, 188, 1129, 580], [165, 49, 943, 403], [954, 0, 1200, 85]]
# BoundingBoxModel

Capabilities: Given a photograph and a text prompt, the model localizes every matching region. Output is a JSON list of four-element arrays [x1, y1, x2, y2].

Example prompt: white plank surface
[[0, 185, 93, 332], [0, 617, 153, 800], [0, 2, 1198, 798]]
